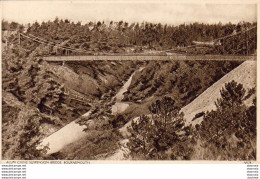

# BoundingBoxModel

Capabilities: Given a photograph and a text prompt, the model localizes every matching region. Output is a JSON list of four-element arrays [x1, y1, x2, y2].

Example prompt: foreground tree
[[198, 81, 256, 160], [2, 106, 47, 160], [215, 80, 246, 109], [127, 96, 194, 160]]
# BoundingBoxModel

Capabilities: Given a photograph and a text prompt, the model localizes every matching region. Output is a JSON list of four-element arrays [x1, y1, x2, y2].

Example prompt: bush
[[198, 81, 256, 160], [127, 96, 194, 160], [2, 106, 47, 160]]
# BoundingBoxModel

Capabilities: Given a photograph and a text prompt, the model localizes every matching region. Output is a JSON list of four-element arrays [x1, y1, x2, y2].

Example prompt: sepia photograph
[[1, 1, 257, 161]]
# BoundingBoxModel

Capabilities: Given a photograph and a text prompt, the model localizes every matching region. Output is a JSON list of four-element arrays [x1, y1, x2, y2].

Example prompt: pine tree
[[199, 81, 256, 160], [215, 80, 246, 110], [127, 96, 192, 159]]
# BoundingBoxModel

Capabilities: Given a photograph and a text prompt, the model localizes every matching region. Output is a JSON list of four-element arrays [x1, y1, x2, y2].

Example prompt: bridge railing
[[42, 54, 256, 61]]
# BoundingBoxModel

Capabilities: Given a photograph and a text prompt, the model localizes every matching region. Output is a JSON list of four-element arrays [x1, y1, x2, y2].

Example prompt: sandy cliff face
[[46, 61, 138, 98], [180, 61, 256, 126]]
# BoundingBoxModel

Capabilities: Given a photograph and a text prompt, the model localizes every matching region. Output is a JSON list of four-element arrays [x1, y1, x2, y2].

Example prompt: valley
[[2, 19, 257, 161]]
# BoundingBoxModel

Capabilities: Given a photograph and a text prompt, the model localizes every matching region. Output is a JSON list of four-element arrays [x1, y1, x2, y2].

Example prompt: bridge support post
[[55, 46, 58, 55], [5, 38, 8, 50], [232, 36, 235, 54], [222, 39, 225, 54], [246, 30, 249, 56], [18, 33, 21, 46], [62, 61, 65, 66]]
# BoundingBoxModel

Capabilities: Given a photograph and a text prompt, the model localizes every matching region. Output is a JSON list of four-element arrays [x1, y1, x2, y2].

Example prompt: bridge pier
[[62, 61, 66, 66]]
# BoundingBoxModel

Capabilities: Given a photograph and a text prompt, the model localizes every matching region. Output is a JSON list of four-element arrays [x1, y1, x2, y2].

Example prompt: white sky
[[1, 1, 257, 25]]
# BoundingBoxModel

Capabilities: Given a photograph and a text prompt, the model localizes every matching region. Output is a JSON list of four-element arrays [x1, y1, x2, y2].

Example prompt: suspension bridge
[[42, 54, 256, 62], [11, 25, 257, 62]]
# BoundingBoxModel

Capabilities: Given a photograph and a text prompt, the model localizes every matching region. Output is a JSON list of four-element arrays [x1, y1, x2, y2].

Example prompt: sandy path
[[106, 67, 145, 160]]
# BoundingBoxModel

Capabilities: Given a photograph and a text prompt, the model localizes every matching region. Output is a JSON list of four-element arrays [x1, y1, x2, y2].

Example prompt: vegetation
[[124, 60, 242, 107], [2, 20, 139, 159], [195, 81, 256, 160], [127, 81, 256, 160], [2, 44, 138, 159], [127, 96, 194, 160], [2, 19, 256, 55], [2, 105, 48, 160]]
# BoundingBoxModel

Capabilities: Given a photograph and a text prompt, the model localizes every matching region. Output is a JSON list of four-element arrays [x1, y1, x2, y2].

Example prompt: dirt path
[[106, 67, 145, 160], [112, 67, 144, 114]]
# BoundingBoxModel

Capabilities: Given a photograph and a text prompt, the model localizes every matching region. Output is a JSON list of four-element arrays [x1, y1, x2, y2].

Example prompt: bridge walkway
[[42, 55, 257, 62]]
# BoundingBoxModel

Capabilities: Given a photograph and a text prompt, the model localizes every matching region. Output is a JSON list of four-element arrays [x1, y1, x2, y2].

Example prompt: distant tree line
[[2, 19, 257, 55]]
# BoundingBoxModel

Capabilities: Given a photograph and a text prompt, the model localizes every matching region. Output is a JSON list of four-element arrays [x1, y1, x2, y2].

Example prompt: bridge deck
[[42, 55, 256, 61]]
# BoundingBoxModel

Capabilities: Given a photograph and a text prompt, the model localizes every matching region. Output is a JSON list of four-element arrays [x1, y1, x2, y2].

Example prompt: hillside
[[2, 35, 141, 159], [181, 61, 256, 126], [107, 60, 256, 160], [123, 60, 242, 109]]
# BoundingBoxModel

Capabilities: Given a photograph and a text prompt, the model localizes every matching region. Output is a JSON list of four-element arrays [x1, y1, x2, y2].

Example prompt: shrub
[[198, 81, 256, 160], [127, 96, 194, 160]]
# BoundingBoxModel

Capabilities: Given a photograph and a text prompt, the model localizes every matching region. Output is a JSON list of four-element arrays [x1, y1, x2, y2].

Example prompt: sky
[[1, 1, 257, 25]]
